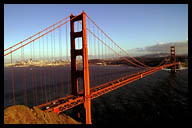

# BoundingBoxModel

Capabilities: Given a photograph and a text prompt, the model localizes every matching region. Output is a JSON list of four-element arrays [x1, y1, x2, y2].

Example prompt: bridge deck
[[36, 63, 178, 114]]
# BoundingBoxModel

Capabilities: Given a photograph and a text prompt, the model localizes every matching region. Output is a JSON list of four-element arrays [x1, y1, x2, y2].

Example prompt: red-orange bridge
[[4, 11, 178, 124]]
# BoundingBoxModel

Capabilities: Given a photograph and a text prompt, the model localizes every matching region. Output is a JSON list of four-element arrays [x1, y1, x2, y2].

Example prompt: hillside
[[4, 105, 81, 124], [127, 40, 188, 56]]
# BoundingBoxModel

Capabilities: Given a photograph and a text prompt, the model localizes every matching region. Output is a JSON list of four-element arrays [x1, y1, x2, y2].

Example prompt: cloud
[[127, 40, 188, 56], [157, 42, 165, 45]]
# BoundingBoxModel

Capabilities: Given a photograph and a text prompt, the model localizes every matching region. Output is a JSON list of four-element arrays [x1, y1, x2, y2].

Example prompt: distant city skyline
[[4, 4, 188, 60]]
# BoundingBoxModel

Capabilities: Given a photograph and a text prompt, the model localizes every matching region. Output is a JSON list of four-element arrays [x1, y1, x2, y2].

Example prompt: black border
[[1, 1, 190, 128], [1, 0, 190, 4]]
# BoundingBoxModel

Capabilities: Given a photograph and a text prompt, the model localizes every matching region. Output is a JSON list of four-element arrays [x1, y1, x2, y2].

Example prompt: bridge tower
[[170, 46, 176, 73], [70, 11, 92, 124]]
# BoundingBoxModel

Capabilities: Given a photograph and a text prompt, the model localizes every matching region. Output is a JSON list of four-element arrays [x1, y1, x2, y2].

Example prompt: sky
[[4, 4, 188, 52]]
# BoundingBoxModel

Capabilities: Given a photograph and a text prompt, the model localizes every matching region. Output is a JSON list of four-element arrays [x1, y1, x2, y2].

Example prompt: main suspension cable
[[86, 14, 152, 68], [4, 15, 70, 52], [4, 13, 82, 56], [87, 27, 147, 69]]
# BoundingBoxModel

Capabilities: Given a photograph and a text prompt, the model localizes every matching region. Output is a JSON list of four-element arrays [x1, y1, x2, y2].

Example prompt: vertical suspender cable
[[33, 40, 38, 105], [51, 31, 55, 99], [11, 48, 15, 105], [21, 42, 27, 105], [66, 23, 70, 95], [39, 35, 44, 103], [31, 41, 35, 105], [43, 34, 48, 102], [54, 29, 58, 99], [47, 32, 51, 101]]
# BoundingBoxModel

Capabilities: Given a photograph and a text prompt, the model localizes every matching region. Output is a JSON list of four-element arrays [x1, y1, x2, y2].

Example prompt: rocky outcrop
[[4, 105, 81, 124]]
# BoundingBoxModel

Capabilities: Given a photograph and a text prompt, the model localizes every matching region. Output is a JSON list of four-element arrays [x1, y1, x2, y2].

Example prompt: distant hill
[[127, 40, 188, 56]]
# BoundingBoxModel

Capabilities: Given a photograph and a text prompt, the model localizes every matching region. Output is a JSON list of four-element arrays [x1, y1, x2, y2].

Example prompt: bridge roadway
[[36, 63, 178, 114]]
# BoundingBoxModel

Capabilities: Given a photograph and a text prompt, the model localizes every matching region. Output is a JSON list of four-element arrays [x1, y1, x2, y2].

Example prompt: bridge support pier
[[70, 11, 92, 124]]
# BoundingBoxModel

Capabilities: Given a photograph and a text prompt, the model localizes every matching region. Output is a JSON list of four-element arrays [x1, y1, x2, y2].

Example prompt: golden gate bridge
[[4, 11, 178, 124]]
